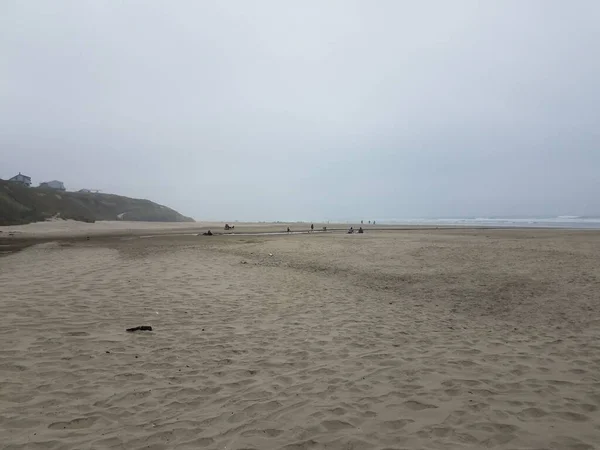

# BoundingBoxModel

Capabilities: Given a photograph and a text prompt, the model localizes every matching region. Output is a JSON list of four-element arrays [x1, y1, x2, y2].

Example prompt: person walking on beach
[[311, 224, 314, 232]]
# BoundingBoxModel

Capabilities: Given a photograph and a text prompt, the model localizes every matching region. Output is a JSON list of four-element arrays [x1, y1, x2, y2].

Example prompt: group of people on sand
[[286, 224, 326, 233], [202, 223, 363, 236]]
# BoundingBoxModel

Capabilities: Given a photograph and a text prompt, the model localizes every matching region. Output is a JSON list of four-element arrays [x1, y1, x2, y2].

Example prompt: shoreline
[[2, 221, 599, 259]]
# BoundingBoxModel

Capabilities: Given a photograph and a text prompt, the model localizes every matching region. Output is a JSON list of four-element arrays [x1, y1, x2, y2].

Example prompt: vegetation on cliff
[[0, 180, 194, 225]]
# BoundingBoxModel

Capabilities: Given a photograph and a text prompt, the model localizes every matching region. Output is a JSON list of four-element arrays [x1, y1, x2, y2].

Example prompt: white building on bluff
[[8, 172, 32, 187], [39, 180, 66, 190]]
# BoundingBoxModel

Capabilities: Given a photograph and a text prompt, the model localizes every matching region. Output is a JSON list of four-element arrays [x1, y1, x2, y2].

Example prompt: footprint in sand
[[282, 440, 320, 450], [48, 417, 98, 430], [517, 407, 548, 419], [466, 422, 520, 434], [114, 373, 146, 381], [554, 411, 590, 422], [321, 420, 355, 431], [403, 400, 438, 411], [241, 428, 283, 438], [382, 419, 414, 430], [579, 404, 598, 413]]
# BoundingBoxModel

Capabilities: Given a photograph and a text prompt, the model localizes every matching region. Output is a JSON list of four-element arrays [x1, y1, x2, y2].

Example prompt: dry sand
[[1, 226, 600, 449]]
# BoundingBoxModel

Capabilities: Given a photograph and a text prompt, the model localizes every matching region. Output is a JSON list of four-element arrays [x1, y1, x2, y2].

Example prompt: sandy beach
[[2, 224, 600, 449]]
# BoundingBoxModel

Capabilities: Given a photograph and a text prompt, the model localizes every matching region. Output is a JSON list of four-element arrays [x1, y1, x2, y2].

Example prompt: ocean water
[[376, 217, 600, 230]]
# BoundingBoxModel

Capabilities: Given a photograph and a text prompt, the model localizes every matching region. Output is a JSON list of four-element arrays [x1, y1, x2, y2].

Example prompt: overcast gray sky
[[2, 1, 599, 220]]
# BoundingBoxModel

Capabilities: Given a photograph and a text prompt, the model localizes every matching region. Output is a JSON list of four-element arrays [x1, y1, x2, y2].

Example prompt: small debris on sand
[[126, 326, 153, 332]]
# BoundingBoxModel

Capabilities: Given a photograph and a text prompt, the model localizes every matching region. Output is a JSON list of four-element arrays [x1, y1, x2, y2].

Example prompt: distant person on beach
[[348, 226, 354, 234], [358, 227, 364, 234], [311, 224, 314, 232], [287, 227, 290, 233]]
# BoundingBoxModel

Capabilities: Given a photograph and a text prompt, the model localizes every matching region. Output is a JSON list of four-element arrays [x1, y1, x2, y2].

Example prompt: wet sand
[[1, 227, 600, 449]]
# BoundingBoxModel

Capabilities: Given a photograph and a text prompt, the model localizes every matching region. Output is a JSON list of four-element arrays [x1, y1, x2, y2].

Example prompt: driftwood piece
[[126, 326, 153, 332]]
